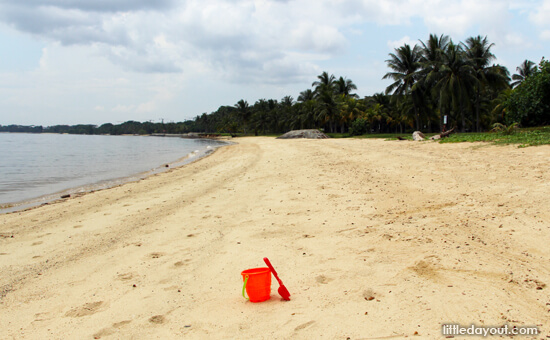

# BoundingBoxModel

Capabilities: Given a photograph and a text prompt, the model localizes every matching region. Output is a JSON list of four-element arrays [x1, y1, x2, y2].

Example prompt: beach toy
[[263, 257, 291, 301], [241, 267, 271, 302]]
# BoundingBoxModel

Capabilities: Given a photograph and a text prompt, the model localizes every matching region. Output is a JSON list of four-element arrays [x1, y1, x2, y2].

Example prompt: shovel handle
[[263, 257, 281, 282]]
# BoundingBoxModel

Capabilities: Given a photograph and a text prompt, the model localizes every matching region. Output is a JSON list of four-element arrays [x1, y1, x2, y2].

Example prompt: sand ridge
[[1, 137, 549, 339]]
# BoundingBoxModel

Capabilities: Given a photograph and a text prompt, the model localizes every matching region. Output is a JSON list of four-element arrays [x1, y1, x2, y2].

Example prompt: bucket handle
[[242, 275, 249, 300]]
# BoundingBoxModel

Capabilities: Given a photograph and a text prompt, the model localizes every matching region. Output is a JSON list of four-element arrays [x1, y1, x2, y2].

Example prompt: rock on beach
[[276, 129, 329, 139]]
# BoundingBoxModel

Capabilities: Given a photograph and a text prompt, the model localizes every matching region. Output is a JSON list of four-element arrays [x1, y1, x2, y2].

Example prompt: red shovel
[[263, 257, 291, 301]]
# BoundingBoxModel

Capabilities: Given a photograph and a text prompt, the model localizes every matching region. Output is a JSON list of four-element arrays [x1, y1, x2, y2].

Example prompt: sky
[[0, 0, 549, 126]]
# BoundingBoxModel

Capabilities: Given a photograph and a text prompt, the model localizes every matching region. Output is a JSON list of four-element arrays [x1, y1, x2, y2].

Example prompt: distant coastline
[[0, 119, 211, 136]]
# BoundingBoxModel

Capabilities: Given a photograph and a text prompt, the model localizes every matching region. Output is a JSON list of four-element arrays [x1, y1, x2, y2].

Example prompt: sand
[[1, 137, 549, 339]]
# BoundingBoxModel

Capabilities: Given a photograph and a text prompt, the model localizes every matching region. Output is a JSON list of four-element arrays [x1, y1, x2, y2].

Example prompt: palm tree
[[419, 34, 450, 70], [334, 77, 359, 98], [251, 99, 273, 135], [296, 90, 317, 129], [313, 72, 338, 132], [418, 34, 450, 130], [431, 41, 478, 132], [277, 96, 296, 132], [383, 44, 423, 130], [463, 35, 508, 131], [315, 88, 338, 133], [490, 88, 512, 124], [337, 96, 365, 133], [235, 99, 251, 135], [312, 71, 336, 94], [297, 89, 314, 103], [294, 100, 318, 129], [511, 60, 536, 88]]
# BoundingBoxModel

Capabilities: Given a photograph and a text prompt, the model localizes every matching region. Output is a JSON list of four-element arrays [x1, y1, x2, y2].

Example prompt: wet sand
[[1, 137, 549, 339]]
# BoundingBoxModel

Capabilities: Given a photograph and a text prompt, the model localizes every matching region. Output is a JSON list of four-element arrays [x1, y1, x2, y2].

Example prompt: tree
[[251, 99, 273, 135], [419, 34, 450, 71], [334, 76, 358, 98], [337, 96, 364, 133], [312, 71, 336, 94], [506, 58, 550, 126], [418, 34, 450, 130], [313, 71, 338, 132], [235, 99, 251, 135], [278, 96, 296, 131], [294, 99, 318, 129], [511, 60, 537, 88], [315, 87, 338, 133], [431, 41, 478, 131], [383, 44, 423, 130], [463, 35, 509, 132], [297, 89, 314, 103]]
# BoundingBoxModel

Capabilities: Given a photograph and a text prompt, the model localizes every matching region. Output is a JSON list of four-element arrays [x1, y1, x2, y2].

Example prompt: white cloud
[[112, 104, 135, 113], [420, 0, 511, 37], [0, 0, 548, 125], [529, 0, 550, 26], [387, 36, 415, 50], [541, 30, 550, 41], [495, 32, 533, 50], [0, 0, 526, 82]]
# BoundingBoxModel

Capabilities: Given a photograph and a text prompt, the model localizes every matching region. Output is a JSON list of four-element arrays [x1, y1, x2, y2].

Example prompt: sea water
[[0, 133, 226, 212]]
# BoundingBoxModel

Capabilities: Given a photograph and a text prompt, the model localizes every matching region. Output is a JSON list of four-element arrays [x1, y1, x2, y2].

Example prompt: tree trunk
[[475, 87, 481, 132], [460, 101, 465, 133]]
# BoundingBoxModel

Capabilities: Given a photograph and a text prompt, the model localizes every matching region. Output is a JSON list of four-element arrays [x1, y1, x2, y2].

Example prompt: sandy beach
[[1, 137, 549, 339]]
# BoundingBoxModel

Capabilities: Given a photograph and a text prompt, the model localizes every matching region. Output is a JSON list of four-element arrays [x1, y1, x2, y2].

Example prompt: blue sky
[[0, 0, 549, 126]]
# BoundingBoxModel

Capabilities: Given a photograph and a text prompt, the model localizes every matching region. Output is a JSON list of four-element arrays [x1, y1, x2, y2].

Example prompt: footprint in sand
[[409, 255, 442, 281], [173, 259, 192, 267], [65, 301, 105, 317], [294, 320, 315, 331], [149, 315, 166, 324], [92, 320, 132, 339], [149, 252, 164, 259], [116, 273, 134, 281], [34, 312, 53, 322], [315, 275, 331, 284], [32, 241, 43, 246]]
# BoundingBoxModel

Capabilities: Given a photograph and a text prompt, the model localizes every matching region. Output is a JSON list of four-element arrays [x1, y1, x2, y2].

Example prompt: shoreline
[[0, 138, 232, 214], [1, 137, 549, 339]]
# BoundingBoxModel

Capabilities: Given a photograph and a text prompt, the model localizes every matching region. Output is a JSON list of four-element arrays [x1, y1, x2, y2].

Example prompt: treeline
[[2, 34, 548, 136], [380, 34, 548, 133], [0, 120, 202, 135], [193, 34, 548, 135]]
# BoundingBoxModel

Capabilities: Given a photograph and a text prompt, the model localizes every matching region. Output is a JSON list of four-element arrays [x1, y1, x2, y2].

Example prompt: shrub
[[349, 117, 369, 136], [506, 59, 550, 127]]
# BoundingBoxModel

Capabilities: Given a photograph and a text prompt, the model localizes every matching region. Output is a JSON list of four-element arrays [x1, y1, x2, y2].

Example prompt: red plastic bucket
[[241, 267, 271, 302]]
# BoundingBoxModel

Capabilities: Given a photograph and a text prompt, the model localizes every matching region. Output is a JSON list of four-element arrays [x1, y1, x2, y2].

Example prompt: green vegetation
[[505, 59, 550, 127], [439, 126, 550, 147], [2, 34, 547, 141], [0, 121, 199, 135]]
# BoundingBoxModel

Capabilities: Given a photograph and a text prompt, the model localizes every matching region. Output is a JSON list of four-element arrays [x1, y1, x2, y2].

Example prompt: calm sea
[[0, 133, 226, 212]]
